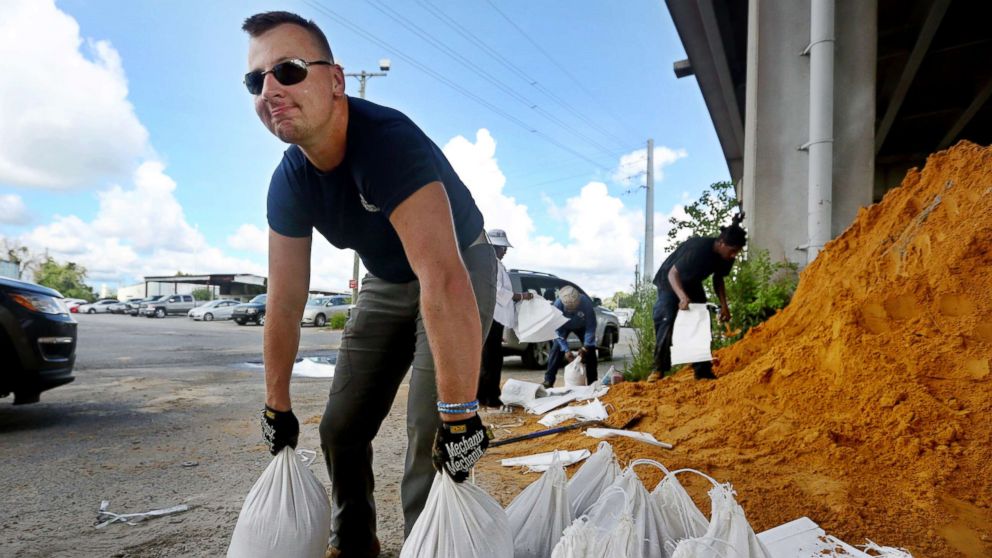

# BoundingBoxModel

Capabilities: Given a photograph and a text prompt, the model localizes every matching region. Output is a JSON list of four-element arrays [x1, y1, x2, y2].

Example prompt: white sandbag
[[501, 379, 548, 407], [539, 399, 608, 427], [401, 473, 512, 558], [564, 356, 587, 387], [227, 448, 331, 558], [501, 449, 591, 472], [585, 428, 673, 449], [566, 441, 620, 519], [526, 385, 610, 415], [552, 485, 638, 558], [652, 469, 711, 552], [505, 452, 574, 558], [516, 298, 570, 343], [671, 482, 772, 558], [622, 460, 680, 558], [670, 304, 712, 365]]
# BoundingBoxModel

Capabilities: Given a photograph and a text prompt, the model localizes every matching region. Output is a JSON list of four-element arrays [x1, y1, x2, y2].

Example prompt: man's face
[[494, 246, 508, 260], [247, 24, 341, 145], [716, 240, 742, 261]]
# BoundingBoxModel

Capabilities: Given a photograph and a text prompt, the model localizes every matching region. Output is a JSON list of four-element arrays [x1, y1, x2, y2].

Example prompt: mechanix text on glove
[[432, 415, 491, 482], [261, 405, 299, 456]]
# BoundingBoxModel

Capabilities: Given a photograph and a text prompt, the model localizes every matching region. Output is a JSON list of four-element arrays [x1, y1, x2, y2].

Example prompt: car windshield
[[249, 295, 267, 304], [307, 298, 329, 306]]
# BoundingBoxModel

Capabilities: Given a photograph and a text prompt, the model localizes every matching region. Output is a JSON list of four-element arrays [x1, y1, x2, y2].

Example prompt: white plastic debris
[[96, 501, 190, 528], [585, 428, 674, 449], [501, 449, 592, 472], [292, 358, 335, 378], [755, 517, 915, 557], [501, 379, 548, 408], [539, 399, 608, 427]]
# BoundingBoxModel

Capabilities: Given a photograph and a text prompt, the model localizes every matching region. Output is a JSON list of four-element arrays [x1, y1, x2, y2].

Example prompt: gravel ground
[[1, 313, 633, 557]]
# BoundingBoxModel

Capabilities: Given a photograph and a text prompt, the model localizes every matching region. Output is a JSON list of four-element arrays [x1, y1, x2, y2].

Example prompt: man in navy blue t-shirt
[[243, 11, 496, 556]]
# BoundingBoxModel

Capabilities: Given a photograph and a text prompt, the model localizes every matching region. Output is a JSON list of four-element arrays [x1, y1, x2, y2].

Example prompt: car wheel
[[155, 308, 166, 318], [87, 308, 96, 314], [599, 330, 615, 360], [521, 341, 551, 369], [204, 313, 214, 321], [235, 318, 245, 325], [258, 314, 266, 326], [314, 314, 327, 328]]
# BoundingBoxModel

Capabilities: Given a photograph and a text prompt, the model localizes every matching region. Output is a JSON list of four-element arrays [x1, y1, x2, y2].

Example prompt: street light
[[345, 61, 390, 303]]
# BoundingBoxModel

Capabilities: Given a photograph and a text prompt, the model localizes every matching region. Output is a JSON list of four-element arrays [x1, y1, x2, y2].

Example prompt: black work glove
[[432, 415, 491, 482], [261, 405, 299, 456]]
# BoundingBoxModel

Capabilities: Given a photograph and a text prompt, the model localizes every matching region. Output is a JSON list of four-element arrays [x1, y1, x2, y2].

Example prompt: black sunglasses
[[244, 58, 333, 95]]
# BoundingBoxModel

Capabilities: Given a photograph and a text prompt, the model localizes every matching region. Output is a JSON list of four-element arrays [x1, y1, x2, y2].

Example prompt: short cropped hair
[[242, 11, 334, 62]]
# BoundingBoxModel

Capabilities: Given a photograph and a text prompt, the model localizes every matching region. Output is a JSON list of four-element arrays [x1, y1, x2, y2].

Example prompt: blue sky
[[0, 0, 729, 297]]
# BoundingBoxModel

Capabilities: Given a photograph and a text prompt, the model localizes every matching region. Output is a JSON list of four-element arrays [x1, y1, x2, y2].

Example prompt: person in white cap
[[478, 229, 533, 407]]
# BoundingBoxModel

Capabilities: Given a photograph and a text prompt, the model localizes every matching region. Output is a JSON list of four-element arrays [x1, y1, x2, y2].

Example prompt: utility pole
[[644, 138, 655, 283], [344, 59, 390, 303]]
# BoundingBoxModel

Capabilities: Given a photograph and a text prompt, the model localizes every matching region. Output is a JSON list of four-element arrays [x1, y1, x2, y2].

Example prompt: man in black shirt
[[649, 215, 747, 381], [243, 11, 496, 557]]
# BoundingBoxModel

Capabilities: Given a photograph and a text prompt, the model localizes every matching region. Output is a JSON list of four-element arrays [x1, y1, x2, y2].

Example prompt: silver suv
[[144, 294, 197, 318], [502, 269, 620, 369]]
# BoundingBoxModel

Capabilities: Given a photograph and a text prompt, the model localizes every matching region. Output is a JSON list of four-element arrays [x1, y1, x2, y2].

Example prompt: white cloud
[[443, 130, 686, 296], [0, 0, 150, 189], [0, 194, 30, 225], [612, 145, 688, 185], [11, 163, 263, 285], [228, 224, 267, 253]]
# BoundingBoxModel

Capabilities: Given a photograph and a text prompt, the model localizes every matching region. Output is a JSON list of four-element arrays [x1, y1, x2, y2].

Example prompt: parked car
[[614, 307, 635, 327], [188, 299, 240, 321], [129, 295, 165, 316], [0, 276, 77, 405], [64, 298, 88, 313], [232, 294, 267, 326], [108, 298, 139, 314], [301, 295, 352, 327], [144, 294, 197, 318], [502, 269, 620, 369], [78, 299, 120, 314]]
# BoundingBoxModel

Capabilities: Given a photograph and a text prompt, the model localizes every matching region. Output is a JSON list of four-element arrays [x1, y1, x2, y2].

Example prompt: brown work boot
[[646, 371, 662, 382], [326, 537, 381, 558]]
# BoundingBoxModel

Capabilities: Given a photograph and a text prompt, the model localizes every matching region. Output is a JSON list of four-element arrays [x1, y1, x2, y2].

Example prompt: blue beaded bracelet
[[437, 400, 479, 414]]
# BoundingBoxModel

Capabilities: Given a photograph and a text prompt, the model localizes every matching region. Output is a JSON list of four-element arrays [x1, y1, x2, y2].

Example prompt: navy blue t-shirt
[[266, 96, 485, 283]]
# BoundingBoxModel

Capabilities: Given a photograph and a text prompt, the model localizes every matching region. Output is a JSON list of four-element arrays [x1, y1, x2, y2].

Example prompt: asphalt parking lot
[[1, 312, 635, 557]]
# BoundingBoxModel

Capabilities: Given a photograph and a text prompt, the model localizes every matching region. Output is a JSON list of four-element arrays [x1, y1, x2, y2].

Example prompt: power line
[[415, 0, 632, 150], [361, 0, 623, 160], [483, 0, 643, 141], [303, 0, 616, 170]]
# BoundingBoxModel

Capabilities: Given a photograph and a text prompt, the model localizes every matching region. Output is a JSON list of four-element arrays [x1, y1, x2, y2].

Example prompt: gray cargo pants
[[319, 238, 497, 553]]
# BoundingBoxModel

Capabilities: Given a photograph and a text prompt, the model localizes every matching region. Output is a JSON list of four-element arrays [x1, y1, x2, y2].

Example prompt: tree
[[191, 288, 213, 301], [34, 257, 95, 300], [2, 239, 42, 279], [665, 181, 739, 248]]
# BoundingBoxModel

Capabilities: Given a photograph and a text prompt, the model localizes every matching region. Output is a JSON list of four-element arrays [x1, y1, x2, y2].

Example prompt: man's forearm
[[420, 270, 481, 409], [263, 308, 302, 411]]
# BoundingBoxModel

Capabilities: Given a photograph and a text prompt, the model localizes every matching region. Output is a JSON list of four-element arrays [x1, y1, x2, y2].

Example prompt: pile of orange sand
[[480, 142, 992, 557]]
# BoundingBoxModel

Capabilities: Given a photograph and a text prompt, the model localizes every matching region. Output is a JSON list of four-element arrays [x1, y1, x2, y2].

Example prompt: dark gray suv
[[502, 270, 620, 369]]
